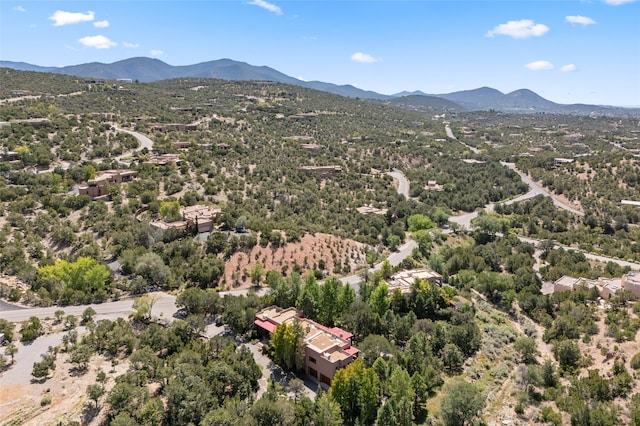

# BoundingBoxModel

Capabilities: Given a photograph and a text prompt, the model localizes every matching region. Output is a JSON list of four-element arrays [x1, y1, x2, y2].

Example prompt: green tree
[[82, 306, 96, 323], [37, 257, 111, 304], [87, 383, 105, 409], [32, 360, 50, 380], [64, 314, 78, 330], [20, 316, 43, 342], [159, 200, 182, 222], [440, 381, 485, 426], [314, 391, 343, 426], [330, 358, 380, 425], [270, 320, 305, 372], [408, 214, 435, 232], [5, 343, 18, 365], [135, 252, 171, 287], [514, 336, 538, 364], [554, 339, 581, 370], [369, 282, 390, 318], [250, 263, 265, 285], [131, 293, 159, 321]]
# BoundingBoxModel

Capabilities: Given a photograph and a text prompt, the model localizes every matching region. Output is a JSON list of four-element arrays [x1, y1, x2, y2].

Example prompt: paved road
[[339, 239, 419, 292], [445, 124, 480, 154], [113, 127, 153, 151], [517, 236, 640, 271], [449, 162, 584, 231], [113, 127, 154, 165], [387, 169, 411, 199], [339, 168, 419, 291], [502, 162, 584, 217], [0, 288, 273, 324], [0, 332, 78, 386]]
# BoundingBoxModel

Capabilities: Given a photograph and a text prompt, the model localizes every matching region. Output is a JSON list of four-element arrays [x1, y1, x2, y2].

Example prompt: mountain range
[[1, 57, 637, 116]]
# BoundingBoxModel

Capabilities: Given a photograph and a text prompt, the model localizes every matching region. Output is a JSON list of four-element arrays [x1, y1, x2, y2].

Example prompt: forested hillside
[[1, 69, 640, 426]]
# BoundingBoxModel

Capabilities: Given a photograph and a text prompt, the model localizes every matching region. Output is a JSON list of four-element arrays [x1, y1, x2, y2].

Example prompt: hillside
[[2, 58, 638, 116], [1, 69, 640, 426]]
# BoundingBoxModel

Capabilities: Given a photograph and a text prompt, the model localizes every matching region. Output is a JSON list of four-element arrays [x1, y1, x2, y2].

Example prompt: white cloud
[[49, 10, 95, 26], [150, 49, 164, 57], [93, 20, 109, 28], [565, 15, 596, 25], [123, 42, 140, 48], [351, 52, 380, 64], [78, 35, 116, 49], [249, 0, 282, 15], [525, 60, 554, 71], [561, 64, 577, 72], [486, 19, 549, 38], [604, 0, 637, 5], [13, 6, 26, 12]]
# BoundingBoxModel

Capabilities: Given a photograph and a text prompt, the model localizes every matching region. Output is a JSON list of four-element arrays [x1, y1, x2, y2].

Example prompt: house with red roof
[[255, 306, 359, 387]]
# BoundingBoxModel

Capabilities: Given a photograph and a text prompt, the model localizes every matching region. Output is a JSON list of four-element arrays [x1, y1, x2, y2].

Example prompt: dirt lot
[[1, 334, 128, 426], [222, 232, 369, 289]]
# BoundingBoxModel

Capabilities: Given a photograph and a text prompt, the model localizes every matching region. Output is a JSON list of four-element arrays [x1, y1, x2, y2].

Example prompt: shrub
[[631, 352, 640, 370]]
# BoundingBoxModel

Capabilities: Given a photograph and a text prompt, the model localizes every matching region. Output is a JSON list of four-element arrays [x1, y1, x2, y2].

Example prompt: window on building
[[309, 356, 316, 364]]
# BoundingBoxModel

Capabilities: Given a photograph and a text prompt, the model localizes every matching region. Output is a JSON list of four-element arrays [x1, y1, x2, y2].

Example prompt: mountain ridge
[[1, 57, 637, 115]]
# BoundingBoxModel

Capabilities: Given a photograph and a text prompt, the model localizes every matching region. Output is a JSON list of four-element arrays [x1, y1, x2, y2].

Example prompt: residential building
[[254, 306, 359, 387], [298, 165, 342, 176], [181, 205, 222, 233], [145, 123, 198, 132], [387, 268, 443, 294], [142, 154, 182, 166], [75, 169, 138, 198], [150, 204, 221, 234], [424, 180, 443, 191], [552, 272, 640, 299], [554, 158, 574, 167]]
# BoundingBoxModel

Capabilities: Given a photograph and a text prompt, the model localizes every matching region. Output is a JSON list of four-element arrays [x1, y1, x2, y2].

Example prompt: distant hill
[[386, 95, 464, 112], [1, 57, 638, 116]]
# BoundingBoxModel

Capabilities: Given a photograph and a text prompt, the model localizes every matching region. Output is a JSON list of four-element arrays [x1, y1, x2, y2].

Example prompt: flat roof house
[[387, 268, 443, 294], [76, 169, 138, 199], [255, 306, 359, 387]]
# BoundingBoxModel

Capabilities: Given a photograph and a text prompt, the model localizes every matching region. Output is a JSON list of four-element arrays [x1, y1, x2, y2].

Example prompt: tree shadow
[[69, 366, 89, 377], [81, 404, 99, 424]]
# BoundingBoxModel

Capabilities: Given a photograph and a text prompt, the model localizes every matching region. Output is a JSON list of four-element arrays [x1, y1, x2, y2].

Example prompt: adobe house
[[298, 165, 343, 177], [75, 169, 138, 198], [387, 268, 443, 294], [552, 272, 640, 299], [255, 306, 359, 387], [181, 205, 222, 233]]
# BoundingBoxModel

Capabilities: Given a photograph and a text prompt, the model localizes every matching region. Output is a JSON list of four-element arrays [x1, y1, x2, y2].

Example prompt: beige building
[[181, 205, 222, 233], [150, 204, 222, 234], [387, 268, 443, 294], [553, 272, 640, 299], [142, 153, 182, 166], [298, 165, 342, 176], [76, 169, 138, 198], [254, 306, 359, 387]]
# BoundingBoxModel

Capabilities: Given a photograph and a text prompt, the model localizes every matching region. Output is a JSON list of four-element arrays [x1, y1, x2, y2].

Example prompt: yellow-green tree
[[36, 257, 111, 304], [330, 358, 380, 425], [270, 319, 305, 372]]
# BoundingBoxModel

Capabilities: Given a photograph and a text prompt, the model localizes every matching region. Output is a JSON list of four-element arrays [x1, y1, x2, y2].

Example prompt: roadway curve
[[113, 126, 154, 165], [501, 162, 584, 217], [387, 169, 411, 199], [449, 162, 585, 230], [339, 169, 418, 290]]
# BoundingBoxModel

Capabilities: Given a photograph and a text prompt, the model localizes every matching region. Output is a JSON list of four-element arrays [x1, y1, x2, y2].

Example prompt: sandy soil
[[1, 343, 128, 426], [221, 233, 368, 289]]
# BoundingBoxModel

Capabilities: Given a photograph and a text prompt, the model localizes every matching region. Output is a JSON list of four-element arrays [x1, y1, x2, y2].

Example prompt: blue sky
[[1, 0, 639, 106]]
